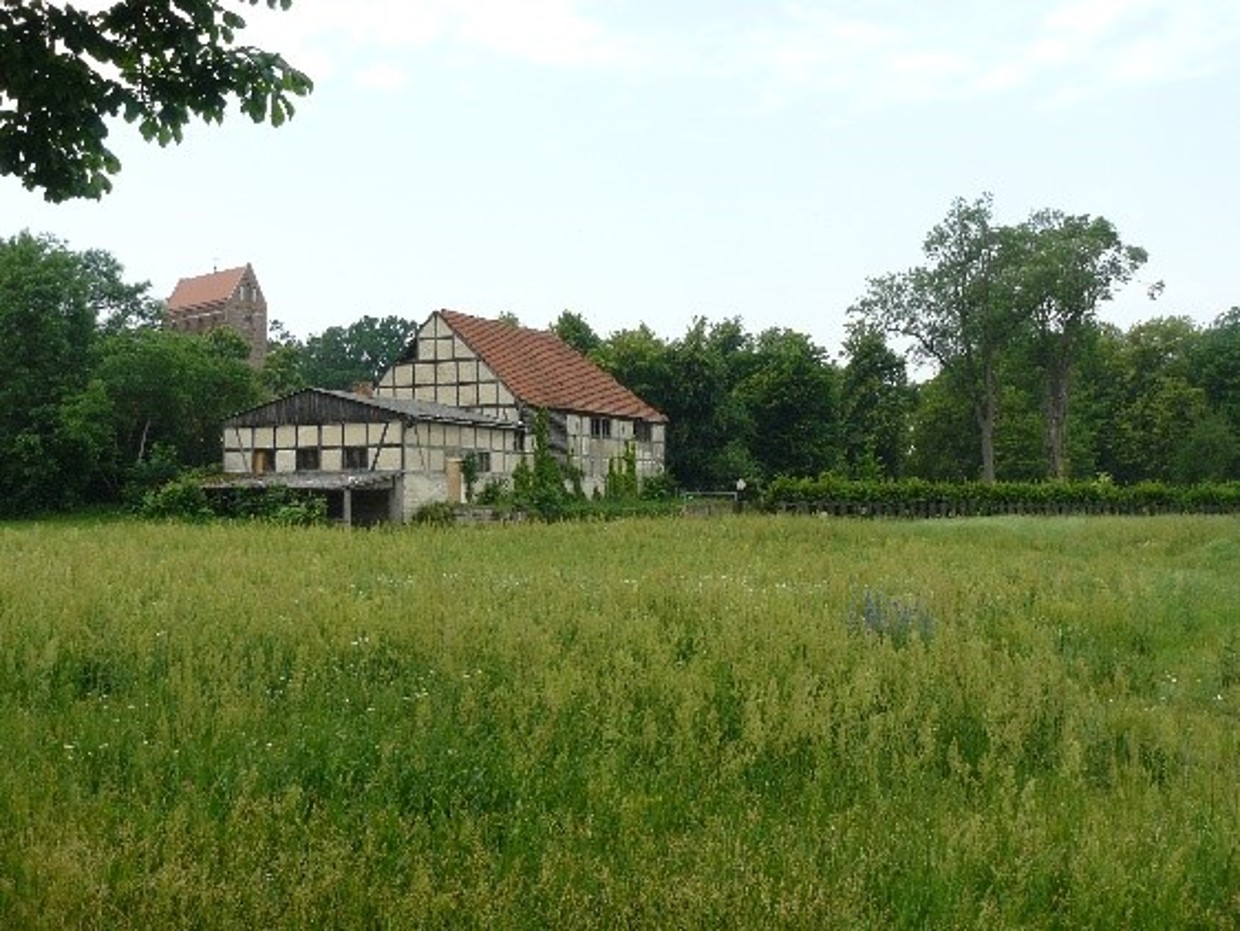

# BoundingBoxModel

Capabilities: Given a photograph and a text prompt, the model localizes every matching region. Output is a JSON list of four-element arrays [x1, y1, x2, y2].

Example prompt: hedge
[[763, 477, 1240, 517]]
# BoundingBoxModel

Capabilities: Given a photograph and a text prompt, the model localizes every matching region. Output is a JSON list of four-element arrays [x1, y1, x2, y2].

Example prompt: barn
[[216, 310, 667, 523], [375, 310, 667, 496]]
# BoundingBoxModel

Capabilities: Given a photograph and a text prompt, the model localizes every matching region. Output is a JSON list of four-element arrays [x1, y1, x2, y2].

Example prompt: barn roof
[[432, 309, 667, 422], [224, 387, 517, 428], [167, 265, 250, 313]]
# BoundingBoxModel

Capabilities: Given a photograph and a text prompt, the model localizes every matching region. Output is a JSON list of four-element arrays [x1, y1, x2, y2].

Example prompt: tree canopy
[[0, 0, 311, 201], [4, 211, 1236, 518], [852, 195, 1149, 482]]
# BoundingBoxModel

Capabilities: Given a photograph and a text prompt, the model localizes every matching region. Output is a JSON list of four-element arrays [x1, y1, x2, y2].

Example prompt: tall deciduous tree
[[736, 328, 841, 479], [840, 323, 912, 478], [0, 232, 110, 511], [662, 318, 757, 489], [852, 195, 1019, 482], [0, 0, 311, 201], [593, 324, 672, 410], [300, 315, 416, 390], [551, 310, 602, 356], [89, 326, 261, 480], [1192, 307, 1240, 433], [1011, 211, 1147, 478]]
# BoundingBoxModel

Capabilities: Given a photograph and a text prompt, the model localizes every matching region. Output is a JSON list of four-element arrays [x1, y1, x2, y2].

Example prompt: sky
[[4, 0, 1239, 358]]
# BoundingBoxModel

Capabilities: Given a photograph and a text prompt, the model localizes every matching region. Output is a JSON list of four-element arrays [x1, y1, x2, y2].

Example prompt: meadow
[[1, 514, 1238, 928]]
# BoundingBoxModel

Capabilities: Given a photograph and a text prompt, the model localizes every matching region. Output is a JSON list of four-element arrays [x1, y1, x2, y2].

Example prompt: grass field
[[2, 515, 1239, 928]]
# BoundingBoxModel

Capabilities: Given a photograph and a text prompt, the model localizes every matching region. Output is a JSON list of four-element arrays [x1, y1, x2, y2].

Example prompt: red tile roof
[[166, 265, 249, 313], [439, 310, 667, 422]]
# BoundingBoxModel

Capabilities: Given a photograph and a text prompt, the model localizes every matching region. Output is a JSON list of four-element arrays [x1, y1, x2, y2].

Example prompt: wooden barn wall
[[226, 392, 401, 428]]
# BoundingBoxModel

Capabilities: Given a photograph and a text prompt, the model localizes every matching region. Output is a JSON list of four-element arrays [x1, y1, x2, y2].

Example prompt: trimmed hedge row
[[764, 476, 1240, 517]]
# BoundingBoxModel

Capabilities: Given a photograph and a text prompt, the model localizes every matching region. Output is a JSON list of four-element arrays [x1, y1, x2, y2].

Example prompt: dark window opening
[[296, 447, 321, 471], [343, 446, 369, 470], [635, 421, 652, 443], [590, 417, 612, 439], [473, 451, 492, 473], [252, 449, 275, 473]]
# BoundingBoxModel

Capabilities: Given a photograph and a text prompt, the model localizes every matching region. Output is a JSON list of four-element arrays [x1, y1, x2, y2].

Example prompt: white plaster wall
[[403, 472, 448, 515], [374, 447, 402, 470]]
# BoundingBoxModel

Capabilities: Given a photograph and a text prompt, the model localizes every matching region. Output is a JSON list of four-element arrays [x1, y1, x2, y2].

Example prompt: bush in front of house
[[412, 501, 457, 526], [139, 479, 327, 525], [137, 473, 214, 521]]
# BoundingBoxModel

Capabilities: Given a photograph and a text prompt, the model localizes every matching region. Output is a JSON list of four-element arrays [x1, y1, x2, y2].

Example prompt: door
[[445, 458, 463, 504]]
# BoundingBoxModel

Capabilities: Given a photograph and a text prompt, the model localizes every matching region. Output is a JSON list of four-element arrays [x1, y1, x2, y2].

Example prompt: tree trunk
[[1045, 348, 1072, 480], [136, 418, 152, 463], [1046, 378, 1069, 479]]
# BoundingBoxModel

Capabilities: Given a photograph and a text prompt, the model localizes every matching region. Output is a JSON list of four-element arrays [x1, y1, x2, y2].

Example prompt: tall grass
[[2, 516, 1238, 927]]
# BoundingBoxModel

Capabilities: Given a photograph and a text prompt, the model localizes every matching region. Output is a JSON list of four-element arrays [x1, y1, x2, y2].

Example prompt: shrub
[[413, 501, 457, 526], [476, 477, 508, 506], [121, 442, 185, 508], [138, 473, 213, 521]]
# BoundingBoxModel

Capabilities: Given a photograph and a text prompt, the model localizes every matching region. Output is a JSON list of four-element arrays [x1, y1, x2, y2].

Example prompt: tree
[[735, 328, 841, 479], [299, 315, 415, 390], [840, 323, 912, 478], [551, 310, 602, 356], [1101, 317, 1205, 482], [1010, 211, 1147, 478], [0, 232, 113, 512], [1192, 307, 1240, 433], [852, 195, 1020, 482], [86, 326, 262, 493], [1, 0, 312, 201], [661, 318, 757, 489], [593, 324, 672, 409], [512, 408, 575, 519], [904, 371, 980, 481]]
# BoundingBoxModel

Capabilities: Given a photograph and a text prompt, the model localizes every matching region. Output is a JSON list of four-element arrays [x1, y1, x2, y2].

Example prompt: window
[[252, 449, 274, 473], [343, 446, 369, 470], [635, 421, 652, 443], [590, 417, 612, 439], [296, 447, 321, 471], [473, 451, 492, 473]]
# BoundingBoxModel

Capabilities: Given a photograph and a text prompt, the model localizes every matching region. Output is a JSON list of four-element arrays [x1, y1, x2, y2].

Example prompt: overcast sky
[[5, 0, 1239, 356]]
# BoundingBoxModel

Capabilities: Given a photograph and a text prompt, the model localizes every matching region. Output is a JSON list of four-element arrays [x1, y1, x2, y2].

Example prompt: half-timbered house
[[216, 310, 667, 522], [375, 310, 667, 496], [218, 388, 520, 524]]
